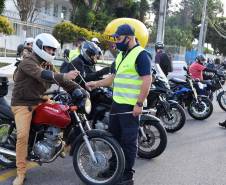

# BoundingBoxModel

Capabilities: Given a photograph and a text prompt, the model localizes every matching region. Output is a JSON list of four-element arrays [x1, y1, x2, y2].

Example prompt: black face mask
[[116, 36, 129, 51]]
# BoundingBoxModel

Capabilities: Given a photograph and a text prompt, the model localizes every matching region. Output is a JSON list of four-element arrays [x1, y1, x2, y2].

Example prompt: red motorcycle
[[0, 77, 125, 185]]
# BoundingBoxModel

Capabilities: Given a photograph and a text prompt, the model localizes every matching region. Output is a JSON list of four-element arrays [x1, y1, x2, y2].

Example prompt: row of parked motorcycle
[[0, 63, 225, 185]]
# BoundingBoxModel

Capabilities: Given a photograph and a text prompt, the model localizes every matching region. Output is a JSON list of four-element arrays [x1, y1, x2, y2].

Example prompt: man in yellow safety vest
[[86, 24, 152, 185]]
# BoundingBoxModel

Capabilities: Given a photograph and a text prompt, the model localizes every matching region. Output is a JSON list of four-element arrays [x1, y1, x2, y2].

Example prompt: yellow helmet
[[104, 18, 149, 48]]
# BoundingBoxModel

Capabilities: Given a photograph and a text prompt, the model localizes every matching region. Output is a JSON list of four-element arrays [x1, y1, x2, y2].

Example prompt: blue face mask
[[116, 37, 129, 51]]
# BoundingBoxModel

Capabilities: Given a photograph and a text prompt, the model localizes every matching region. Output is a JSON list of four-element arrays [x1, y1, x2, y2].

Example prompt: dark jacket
[[11, 53, 80, 106], [68, 55, 110, 88], [155, 50, 172, 76]]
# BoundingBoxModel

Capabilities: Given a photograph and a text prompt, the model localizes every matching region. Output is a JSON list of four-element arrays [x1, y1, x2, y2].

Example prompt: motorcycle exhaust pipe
[[0, 147, 16, 156]]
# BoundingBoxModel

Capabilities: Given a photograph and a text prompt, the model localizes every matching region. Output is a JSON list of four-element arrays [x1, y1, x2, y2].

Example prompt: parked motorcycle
[[145, 65, 186, 133], [169, 67, 213, 120], [88, 87, 167, 159], [0, 76, 125, 185], [196, 69, 226, 111]]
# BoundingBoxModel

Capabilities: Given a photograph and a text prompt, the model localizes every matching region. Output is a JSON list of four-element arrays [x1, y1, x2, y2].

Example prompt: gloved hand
[[96, 67, 111, 77]]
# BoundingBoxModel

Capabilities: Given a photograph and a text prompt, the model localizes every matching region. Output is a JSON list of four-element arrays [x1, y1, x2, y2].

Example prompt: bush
[[53, 21, 114, 50], [0, 16, 14, 35]]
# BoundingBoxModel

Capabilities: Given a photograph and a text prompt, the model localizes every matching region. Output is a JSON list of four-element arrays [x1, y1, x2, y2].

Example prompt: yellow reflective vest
[[69, 48, 80, 62], [113, 46, 144, 105]]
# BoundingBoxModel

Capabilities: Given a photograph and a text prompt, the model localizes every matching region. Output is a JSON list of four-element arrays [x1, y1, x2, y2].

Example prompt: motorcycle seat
[[169, 78, 186, 84]]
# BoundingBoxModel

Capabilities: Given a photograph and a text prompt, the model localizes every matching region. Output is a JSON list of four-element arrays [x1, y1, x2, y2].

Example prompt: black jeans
[[109, 101, 139, 172]]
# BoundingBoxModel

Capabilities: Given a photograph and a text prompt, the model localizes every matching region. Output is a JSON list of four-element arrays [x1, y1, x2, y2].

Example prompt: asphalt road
[[0, 84, 226, 185]]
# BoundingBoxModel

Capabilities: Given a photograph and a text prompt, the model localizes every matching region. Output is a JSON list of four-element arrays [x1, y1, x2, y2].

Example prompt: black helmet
[[17, 44, 24, 57], [63, 49, 70, 59], [196, 54, 206, 64], [155, 41, 164, 51], [81, 41, 101, 64]]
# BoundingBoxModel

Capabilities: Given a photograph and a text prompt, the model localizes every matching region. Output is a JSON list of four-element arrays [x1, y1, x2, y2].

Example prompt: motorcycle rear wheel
[[73, 130, 125, 185], [138, 120, 167, 159]]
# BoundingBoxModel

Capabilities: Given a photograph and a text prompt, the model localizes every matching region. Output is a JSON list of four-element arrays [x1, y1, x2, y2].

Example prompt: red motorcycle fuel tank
[[32, 102, 71, 128]]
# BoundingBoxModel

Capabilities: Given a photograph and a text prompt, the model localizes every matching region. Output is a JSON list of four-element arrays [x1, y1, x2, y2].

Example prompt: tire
[[73, 130, 125, 185], [138, 120, 167, 159], [0, 121, 16, 168], [157, 103, 186, 133], [217, 91, 226, 111], [187, 96, 213, 120]]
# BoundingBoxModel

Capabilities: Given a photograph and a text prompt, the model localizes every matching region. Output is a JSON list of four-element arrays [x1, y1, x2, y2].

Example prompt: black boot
[[219, 120, 226, 127], [116, 170, 134, 185]]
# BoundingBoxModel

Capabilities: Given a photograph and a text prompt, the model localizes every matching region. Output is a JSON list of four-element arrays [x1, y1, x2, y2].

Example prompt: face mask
[[116, 37, 129, 51]]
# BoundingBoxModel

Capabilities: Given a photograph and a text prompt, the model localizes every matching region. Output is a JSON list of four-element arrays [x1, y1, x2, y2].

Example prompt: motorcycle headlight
[[84, 98, 92, 114], [164, 82, 170, 90]]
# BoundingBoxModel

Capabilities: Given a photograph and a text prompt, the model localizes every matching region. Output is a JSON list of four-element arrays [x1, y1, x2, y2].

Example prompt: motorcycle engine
[[95, 112, 109, 130], [33, 127, 62, 161]]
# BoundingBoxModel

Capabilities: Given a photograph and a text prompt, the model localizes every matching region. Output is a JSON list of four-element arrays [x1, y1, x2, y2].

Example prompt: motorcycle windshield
[[154, 64, 170, 86]]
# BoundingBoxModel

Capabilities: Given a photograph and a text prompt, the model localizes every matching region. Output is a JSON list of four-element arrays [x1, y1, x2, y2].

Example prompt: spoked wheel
[[0, 121, 16, 168], [188, 96, 213, 120], [158, 103, 186, 133], [138, 120, 167, 159], [217, 91, 226, 111], [73, 131, 125, 185]]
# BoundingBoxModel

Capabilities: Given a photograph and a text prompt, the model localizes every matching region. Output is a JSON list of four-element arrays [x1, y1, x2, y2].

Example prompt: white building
[[0, 0, 72, 54]]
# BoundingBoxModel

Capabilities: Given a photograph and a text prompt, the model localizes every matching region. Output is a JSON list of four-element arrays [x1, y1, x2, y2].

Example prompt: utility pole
[[202, 17, 208, 49], [197, 0, 208, 53], [156, 0, 167, 43]]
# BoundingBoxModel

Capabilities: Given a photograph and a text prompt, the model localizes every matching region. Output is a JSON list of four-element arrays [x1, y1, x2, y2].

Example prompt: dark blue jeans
[[109, 101, 139, 172]]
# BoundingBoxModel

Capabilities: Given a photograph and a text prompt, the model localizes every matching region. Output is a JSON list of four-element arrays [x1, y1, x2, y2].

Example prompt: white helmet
[[24, 37, 34, 46], [91, 37, 100, 44], [32, 33, 60, 63]]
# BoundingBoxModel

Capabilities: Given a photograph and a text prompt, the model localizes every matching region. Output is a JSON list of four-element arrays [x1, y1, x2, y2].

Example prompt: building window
[[45, 0, 51, 15], [13, 23, 19, 36], [53, 3, 59, 17], [61, 6, 67, 19]]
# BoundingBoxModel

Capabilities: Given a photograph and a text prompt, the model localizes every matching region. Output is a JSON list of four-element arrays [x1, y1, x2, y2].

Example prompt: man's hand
[[64, 70, 80, 80], [85, 81, 97, 91], [133, 105, 143, 117]]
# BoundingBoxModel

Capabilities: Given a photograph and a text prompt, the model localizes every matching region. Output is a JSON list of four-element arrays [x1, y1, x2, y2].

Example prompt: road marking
[[0, 162, 38, 182]]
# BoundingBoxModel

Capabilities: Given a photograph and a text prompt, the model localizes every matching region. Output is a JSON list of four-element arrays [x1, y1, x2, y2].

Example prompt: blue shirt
[[111, 46, 152, 76]]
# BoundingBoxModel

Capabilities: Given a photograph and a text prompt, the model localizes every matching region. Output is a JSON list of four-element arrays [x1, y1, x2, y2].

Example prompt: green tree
[[205, 17, 226, 55], [70, 0, 152, 31], [52, 22, 78, 48], [0, 0, 5, 15], [0, 16, 14, 35]]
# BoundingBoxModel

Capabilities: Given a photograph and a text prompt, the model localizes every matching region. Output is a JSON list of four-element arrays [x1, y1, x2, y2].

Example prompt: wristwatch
[[136, 101, 143, 107]]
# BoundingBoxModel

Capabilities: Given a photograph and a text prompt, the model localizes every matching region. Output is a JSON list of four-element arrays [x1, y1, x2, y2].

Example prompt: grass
[[0, 63, 10, 68]]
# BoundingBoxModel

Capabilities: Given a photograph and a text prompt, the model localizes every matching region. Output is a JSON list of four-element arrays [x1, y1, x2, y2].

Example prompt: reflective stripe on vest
[[113, 46, 144, 105]]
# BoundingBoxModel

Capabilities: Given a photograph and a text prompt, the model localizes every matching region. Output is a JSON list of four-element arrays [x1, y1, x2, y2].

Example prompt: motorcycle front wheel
[[157, 103, 186, 133], [187, 96, 213, 120], [138, 120, 167, 159], [73, 130, 125, 185], [217, 91, 226, 111], [0, 121, 16, 168]]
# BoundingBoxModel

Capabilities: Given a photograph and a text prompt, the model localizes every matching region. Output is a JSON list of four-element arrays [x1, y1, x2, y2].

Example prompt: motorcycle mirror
[[183, 66, 188, 71]]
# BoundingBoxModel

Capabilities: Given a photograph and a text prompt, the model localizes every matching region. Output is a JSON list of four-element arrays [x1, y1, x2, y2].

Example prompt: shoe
[[116, 170, 134, 185], [219, 120, 226, 127], [60, 143, 69, 158], [12, 174, 25, 185]]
